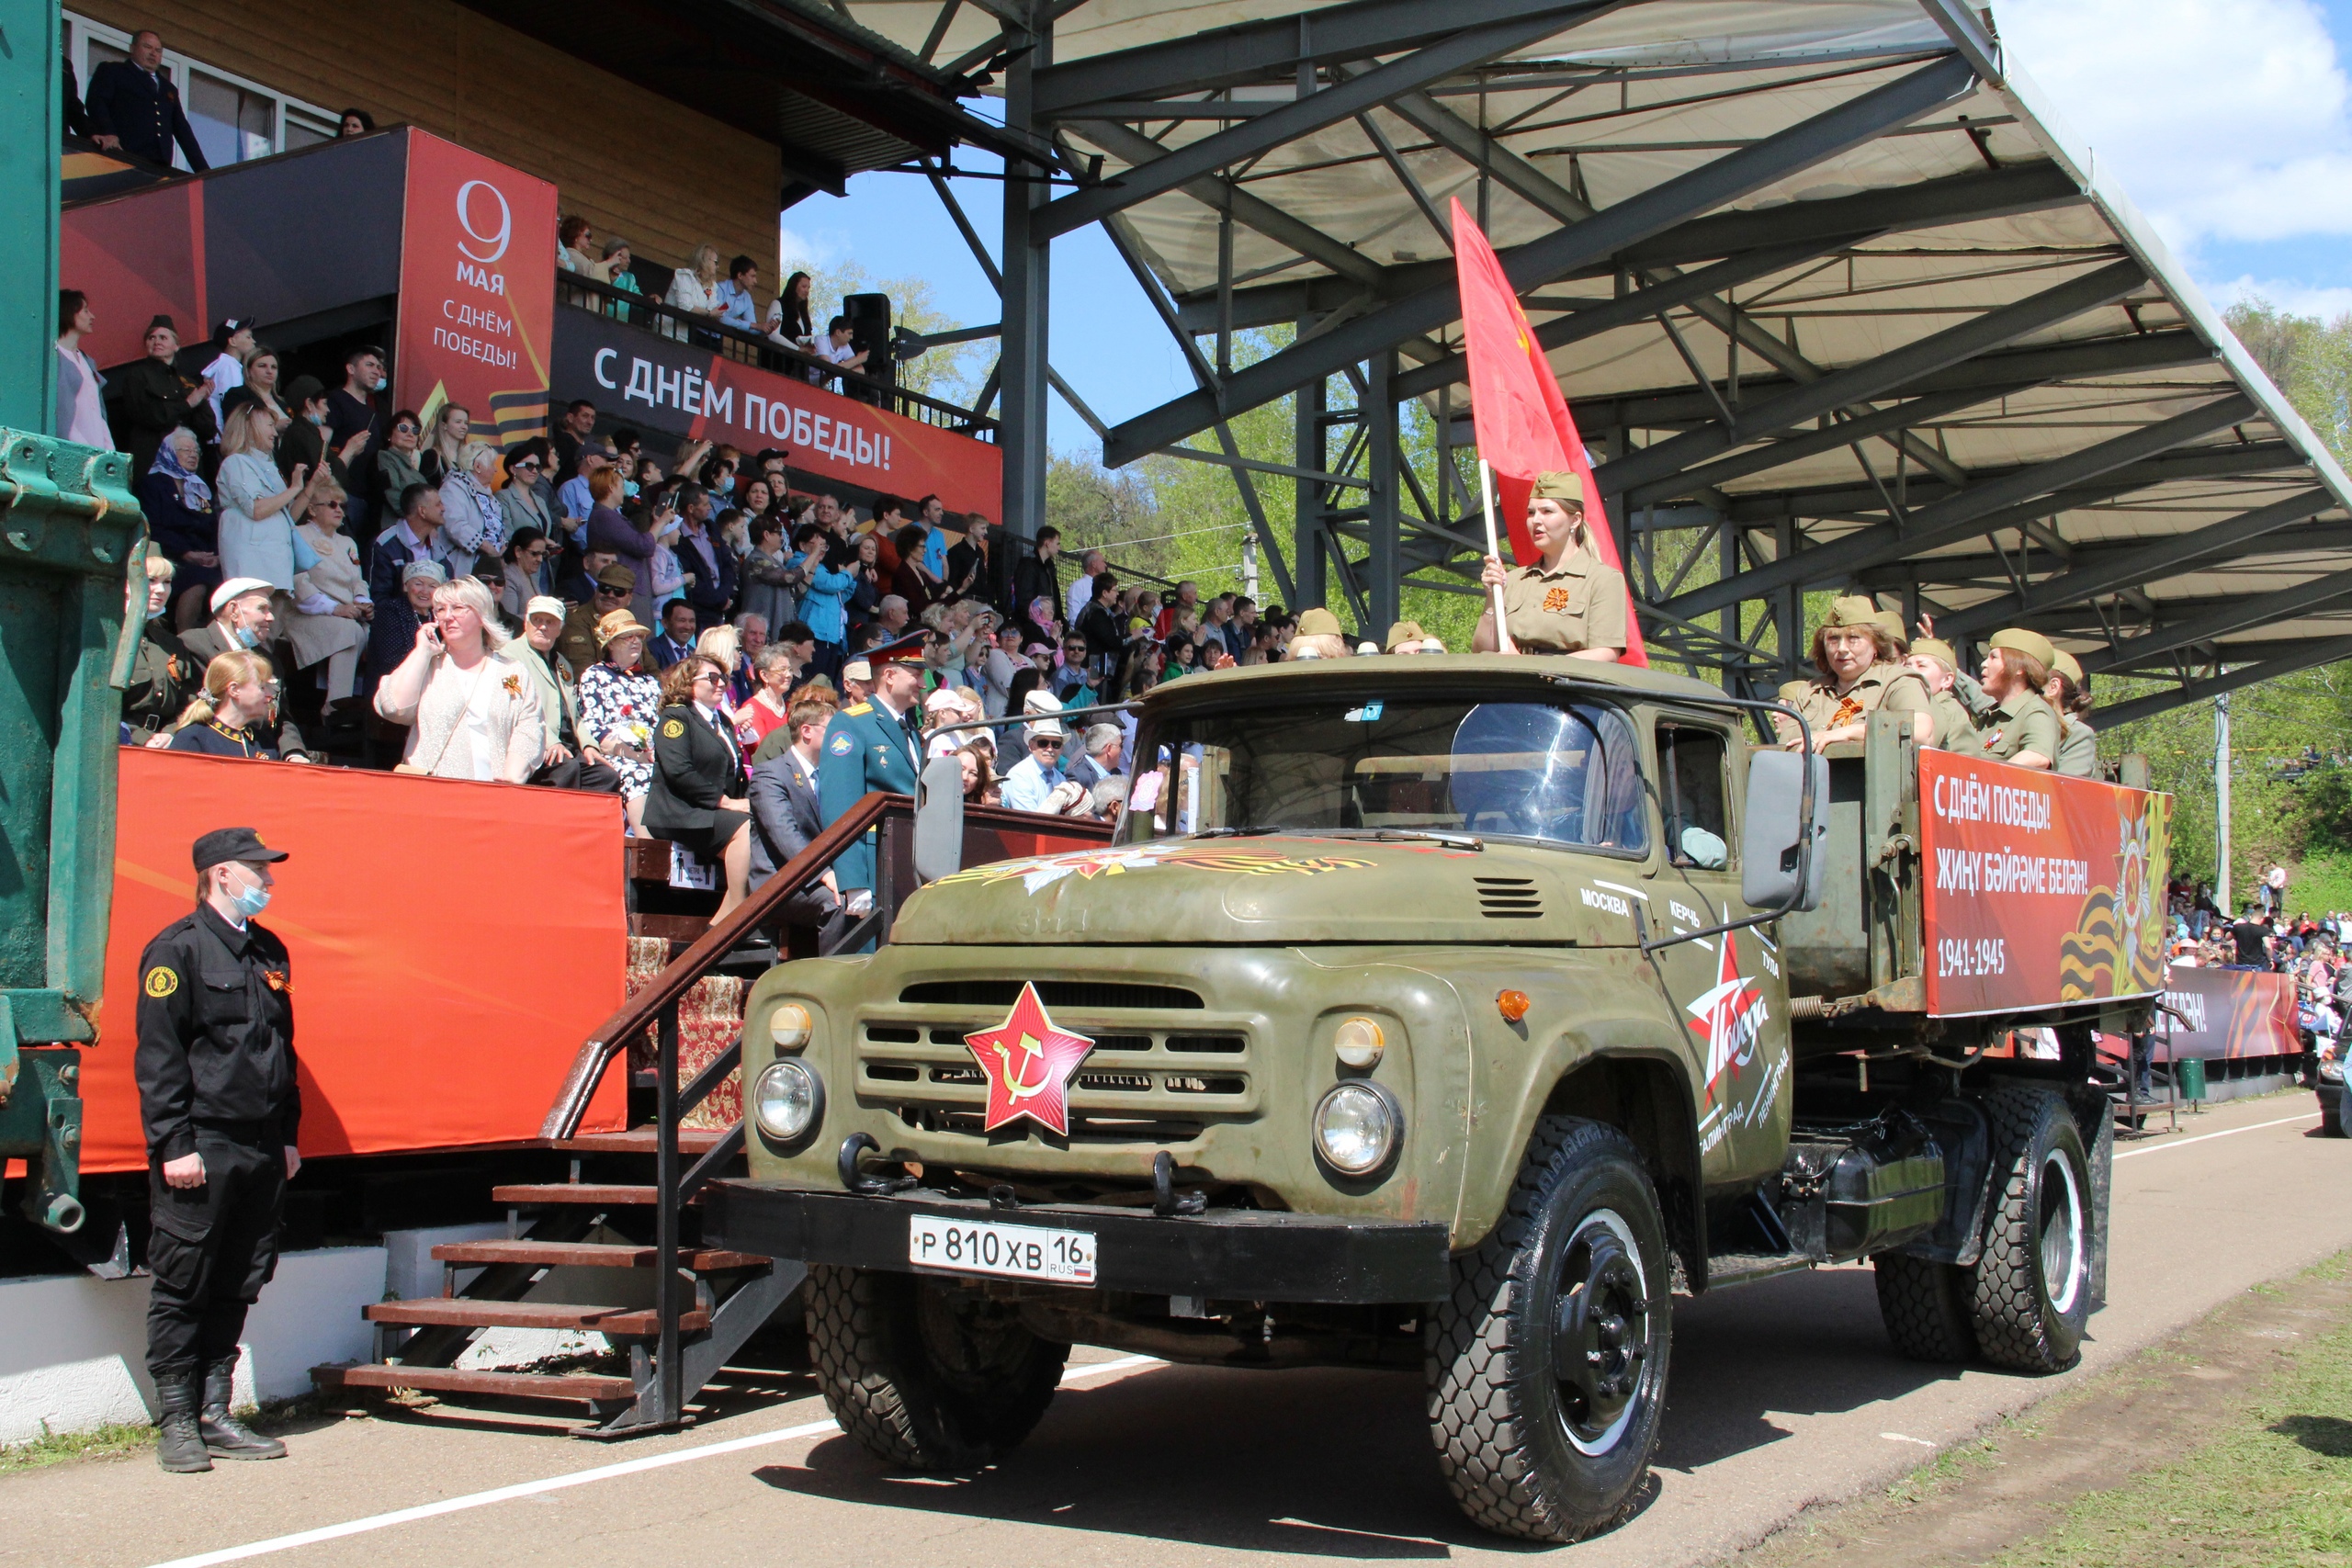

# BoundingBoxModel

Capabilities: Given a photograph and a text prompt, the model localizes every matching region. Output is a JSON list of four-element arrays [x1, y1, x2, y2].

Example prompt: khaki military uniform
[[2055, 717, 2098, 778], [1926, 688, 1984, 756], [1771, 663, 1931, 747], [1500, 548, 1629, 654], [558, 604, 604, 673], [1981, 690, 2061, 765]]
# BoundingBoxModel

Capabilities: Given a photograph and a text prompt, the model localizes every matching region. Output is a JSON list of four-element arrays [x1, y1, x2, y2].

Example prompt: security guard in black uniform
[[135, 828, 301, 1472]]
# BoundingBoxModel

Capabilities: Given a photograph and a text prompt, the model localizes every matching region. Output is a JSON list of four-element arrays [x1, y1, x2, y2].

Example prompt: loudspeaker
[[843, 292, 894, 393]]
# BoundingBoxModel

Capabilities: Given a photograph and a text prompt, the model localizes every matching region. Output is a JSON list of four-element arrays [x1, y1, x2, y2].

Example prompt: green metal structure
[[0, 0, 142, 1236]]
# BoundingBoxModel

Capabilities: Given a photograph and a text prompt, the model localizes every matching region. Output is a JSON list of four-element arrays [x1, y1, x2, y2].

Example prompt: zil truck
[[704, 653, 2167, 1541]]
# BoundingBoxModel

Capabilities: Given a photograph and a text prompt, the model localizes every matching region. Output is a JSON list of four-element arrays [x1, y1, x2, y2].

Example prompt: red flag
[[1452, 197, 1647, 665]]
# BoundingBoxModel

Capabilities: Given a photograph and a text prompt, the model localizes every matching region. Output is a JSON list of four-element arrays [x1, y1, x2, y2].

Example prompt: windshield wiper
[[1299, 829, 1486, 851], [1191, 826, 1281, 839]]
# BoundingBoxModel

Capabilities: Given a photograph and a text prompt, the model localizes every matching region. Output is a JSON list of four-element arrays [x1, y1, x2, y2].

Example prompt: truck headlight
[[1313, 1081, 1400, 1176], [753, 1059, 824, 1143], [768, 1002, 813, 1052]]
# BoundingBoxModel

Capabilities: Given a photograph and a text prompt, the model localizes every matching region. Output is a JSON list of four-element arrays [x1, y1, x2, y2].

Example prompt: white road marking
[[2113, 1111, 2313, 1160], [146, 1355, 1163, 1568]]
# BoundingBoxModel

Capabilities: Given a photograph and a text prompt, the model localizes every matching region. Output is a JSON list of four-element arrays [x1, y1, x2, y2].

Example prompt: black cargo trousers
[[145, 1122, 285, 1382]]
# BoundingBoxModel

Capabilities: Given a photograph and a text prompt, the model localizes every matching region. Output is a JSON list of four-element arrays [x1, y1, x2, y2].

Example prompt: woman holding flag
[[1471, 472, 1627, 661]]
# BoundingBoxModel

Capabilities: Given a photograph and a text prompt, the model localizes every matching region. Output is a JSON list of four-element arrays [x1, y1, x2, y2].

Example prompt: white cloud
[[775, 224, 843, 275], [2214, 273, 2352, 319], [1998, 0, 2352, 248]]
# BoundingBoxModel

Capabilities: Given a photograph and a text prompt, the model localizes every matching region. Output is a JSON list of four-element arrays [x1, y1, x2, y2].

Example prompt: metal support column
[[1295, 362, 1329, 610], [1366, 351, 1400, 634], [998, 6, 1051, 538], [2, 0, 60, 429], [1775, 517, 1802, 684]]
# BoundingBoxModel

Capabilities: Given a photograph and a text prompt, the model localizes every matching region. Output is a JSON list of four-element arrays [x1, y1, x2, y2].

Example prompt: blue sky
[[781, 0, 2352, 454]]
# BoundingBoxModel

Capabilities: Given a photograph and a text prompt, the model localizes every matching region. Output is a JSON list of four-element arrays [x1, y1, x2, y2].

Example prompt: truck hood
[[890, 834, 1647, 946]]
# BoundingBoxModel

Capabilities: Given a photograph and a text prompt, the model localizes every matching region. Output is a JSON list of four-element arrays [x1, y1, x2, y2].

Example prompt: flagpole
[[1479, 458, 1518, 655]]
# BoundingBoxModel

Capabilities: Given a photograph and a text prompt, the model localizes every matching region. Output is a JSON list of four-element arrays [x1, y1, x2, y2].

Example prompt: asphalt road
[[13, 1092, 2344, 1568]]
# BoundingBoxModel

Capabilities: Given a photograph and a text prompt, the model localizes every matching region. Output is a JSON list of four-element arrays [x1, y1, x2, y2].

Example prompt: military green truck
[[706, 655, 2160, 1541]]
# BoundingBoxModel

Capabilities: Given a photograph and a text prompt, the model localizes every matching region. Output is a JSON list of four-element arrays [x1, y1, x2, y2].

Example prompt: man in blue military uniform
[[85, 29, 209, 172], [816, 630, 928, 919]]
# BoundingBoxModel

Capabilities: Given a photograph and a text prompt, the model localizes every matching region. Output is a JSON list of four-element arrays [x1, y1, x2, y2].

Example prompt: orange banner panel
[[79, 750, 628, 1173], [1917, 750, 2171, 1016]]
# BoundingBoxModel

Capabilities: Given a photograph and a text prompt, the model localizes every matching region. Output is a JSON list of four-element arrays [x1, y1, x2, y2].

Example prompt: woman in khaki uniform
[[1771, 595, 1933, 750], [1902, 636, 1985, 756], [2047, 648, 2098, 777], [1977, 627, 2061, 769], [1474, 472, 1628, 660]]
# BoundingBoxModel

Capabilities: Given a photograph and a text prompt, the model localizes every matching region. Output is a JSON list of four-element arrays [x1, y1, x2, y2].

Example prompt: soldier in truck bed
[[1771, 595, 1933, 750]]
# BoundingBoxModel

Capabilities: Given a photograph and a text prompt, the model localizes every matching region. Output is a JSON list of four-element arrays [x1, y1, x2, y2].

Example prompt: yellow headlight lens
[[768, 1002, 813, 1052], [1333, 1015, 1385, 1069]]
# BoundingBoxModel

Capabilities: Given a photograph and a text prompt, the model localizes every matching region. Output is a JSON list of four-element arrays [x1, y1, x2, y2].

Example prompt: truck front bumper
[[704, 1180, 1453, 1304]]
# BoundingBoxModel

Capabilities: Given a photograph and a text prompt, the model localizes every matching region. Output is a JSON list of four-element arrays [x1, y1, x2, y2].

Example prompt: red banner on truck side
[[1917, 750, 2170, 1015], [395, 130, 559, 450]]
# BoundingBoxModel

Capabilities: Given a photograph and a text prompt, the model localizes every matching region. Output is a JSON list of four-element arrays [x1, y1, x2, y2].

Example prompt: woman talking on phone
[[372, 575, 542, 784]]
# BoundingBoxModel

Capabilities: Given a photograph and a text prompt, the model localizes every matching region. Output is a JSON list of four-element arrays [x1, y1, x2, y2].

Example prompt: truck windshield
[[1124, 695, 1649, 854]]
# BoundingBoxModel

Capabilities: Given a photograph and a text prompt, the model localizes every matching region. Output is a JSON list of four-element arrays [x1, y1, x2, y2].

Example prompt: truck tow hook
[[836, 1133, 921, 1196], [1153, 1150, 1207, 1217]]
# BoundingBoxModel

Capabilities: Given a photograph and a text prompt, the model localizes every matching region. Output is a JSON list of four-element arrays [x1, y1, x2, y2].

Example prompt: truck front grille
[[856, 991, 1256, 1142]]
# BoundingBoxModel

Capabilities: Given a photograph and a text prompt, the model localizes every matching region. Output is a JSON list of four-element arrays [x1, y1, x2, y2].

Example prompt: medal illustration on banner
[[963, 981, 1096, 1135]]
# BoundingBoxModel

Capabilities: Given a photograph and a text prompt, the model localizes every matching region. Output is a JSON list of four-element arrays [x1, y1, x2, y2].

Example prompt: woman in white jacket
[[373, 575, 542, 784]]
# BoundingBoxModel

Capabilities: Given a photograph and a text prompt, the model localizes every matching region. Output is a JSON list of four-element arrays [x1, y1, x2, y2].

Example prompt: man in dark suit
[[748, 689, 848, 949], [675, 484, 738, 627], [182, 581, 315, 761], [85, 30, 209, 172], [647, 601, 699, 671]]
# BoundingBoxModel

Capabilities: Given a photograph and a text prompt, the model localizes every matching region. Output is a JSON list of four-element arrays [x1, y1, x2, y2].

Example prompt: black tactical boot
[[198, 1359, 286, 1461], [154, 1373, 212, 1472]]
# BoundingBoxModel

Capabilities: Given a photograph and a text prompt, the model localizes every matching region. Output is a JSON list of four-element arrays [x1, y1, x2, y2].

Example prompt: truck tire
[[806, 1264, 1068, 1469], [1427, 1117, 1671, 1542], [1872, 1253, 1977, 1362], [1968, 1089, 2094, 1373]]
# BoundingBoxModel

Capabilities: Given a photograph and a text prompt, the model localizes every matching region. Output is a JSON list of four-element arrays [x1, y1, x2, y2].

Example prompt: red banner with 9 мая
[[1917, 750, 2171, 1016]]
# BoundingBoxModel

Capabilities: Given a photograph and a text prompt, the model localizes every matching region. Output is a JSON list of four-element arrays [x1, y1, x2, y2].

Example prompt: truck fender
[[2066, 1082, 2114, 1309], [1895, 1098, 1993, 1267], [1531, 1041, 1708, 1295]]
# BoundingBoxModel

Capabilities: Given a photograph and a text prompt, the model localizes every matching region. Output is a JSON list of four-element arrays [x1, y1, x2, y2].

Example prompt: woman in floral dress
[[576, 608, 662, 829]]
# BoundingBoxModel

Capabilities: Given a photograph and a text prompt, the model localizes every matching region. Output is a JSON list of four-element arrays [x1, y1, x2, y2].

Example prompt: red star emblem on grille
[[964, 982, 1096, 1136]]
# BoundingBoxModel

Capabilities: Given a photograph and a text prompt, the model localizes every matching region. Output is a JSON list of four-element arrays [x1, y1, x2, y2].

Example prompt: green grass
[[0, 1419, 153, 1474], [1995, 1280, 2352, 1567]]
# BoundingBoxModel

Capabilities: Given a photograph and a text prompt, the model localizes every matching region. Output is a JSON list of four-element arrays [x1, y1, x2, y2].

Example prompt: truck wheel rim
[[2037, 1150, 2084, 1315], [1550, 1208, 1650, 1456]]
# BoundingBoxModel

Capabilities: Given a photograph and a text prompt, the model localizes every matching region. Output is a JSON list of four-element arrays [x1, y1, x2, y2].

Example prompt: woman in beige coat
[[287, 477, 371, 706], [373, 575, 542, 784]]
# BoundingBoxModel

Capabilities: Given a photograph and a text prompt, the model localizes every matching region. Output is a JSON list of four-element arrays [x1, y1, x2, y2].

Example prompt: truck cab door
[[1647, 720, 1792, 1184]]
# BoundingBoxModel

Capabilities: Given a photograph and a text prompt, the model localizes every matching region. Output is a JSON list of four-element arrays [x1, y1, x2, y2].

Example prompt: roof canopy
[[847, 0, 2350, 722]]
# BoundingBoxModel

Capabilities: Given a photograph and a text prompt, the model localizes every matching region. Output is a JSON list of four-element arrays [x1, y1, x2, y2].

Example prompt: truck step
[[431, 1239, 767, 1271], [311, 1364, 637, 1404], [491, 1184, 696, 1207], [545, 1128, 730, 1155], [364, 1297, 709, 1335]]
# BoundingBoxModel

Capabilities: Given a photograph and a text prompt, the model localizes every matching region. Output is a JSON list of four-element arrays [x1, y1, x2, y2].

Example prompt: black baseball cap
[[193, 828, 289, 873]]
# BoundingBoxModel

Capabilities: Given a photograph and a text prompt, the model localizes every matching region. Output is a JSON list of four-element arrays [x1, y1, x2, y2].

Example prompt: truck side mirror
[[914, 755, 967, 884], [1742, 749, 1828, 914]]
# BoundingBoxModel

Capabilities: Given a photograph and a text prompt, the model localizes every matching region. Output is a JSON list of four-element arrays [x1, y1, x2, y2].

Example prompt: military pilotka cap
[[1990, 626, 2057, 667], [1912, 637, 1962, 671], [1384, 619, 1427, 653], [1821, 595, 1884, 629], [193, 827, 289, 873], [1295, 607, 1343, 637], [594, 563, 638, 592], [1530, 471, 1586, 509], [2052, 648, 2086, 685], [1871, 609, 1910, 655]]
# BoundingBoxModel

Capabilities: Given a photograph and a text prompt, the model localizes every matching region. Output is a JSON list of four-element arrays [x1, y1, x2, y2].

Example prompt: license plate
[[907, 1214, 1097, 1284]]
